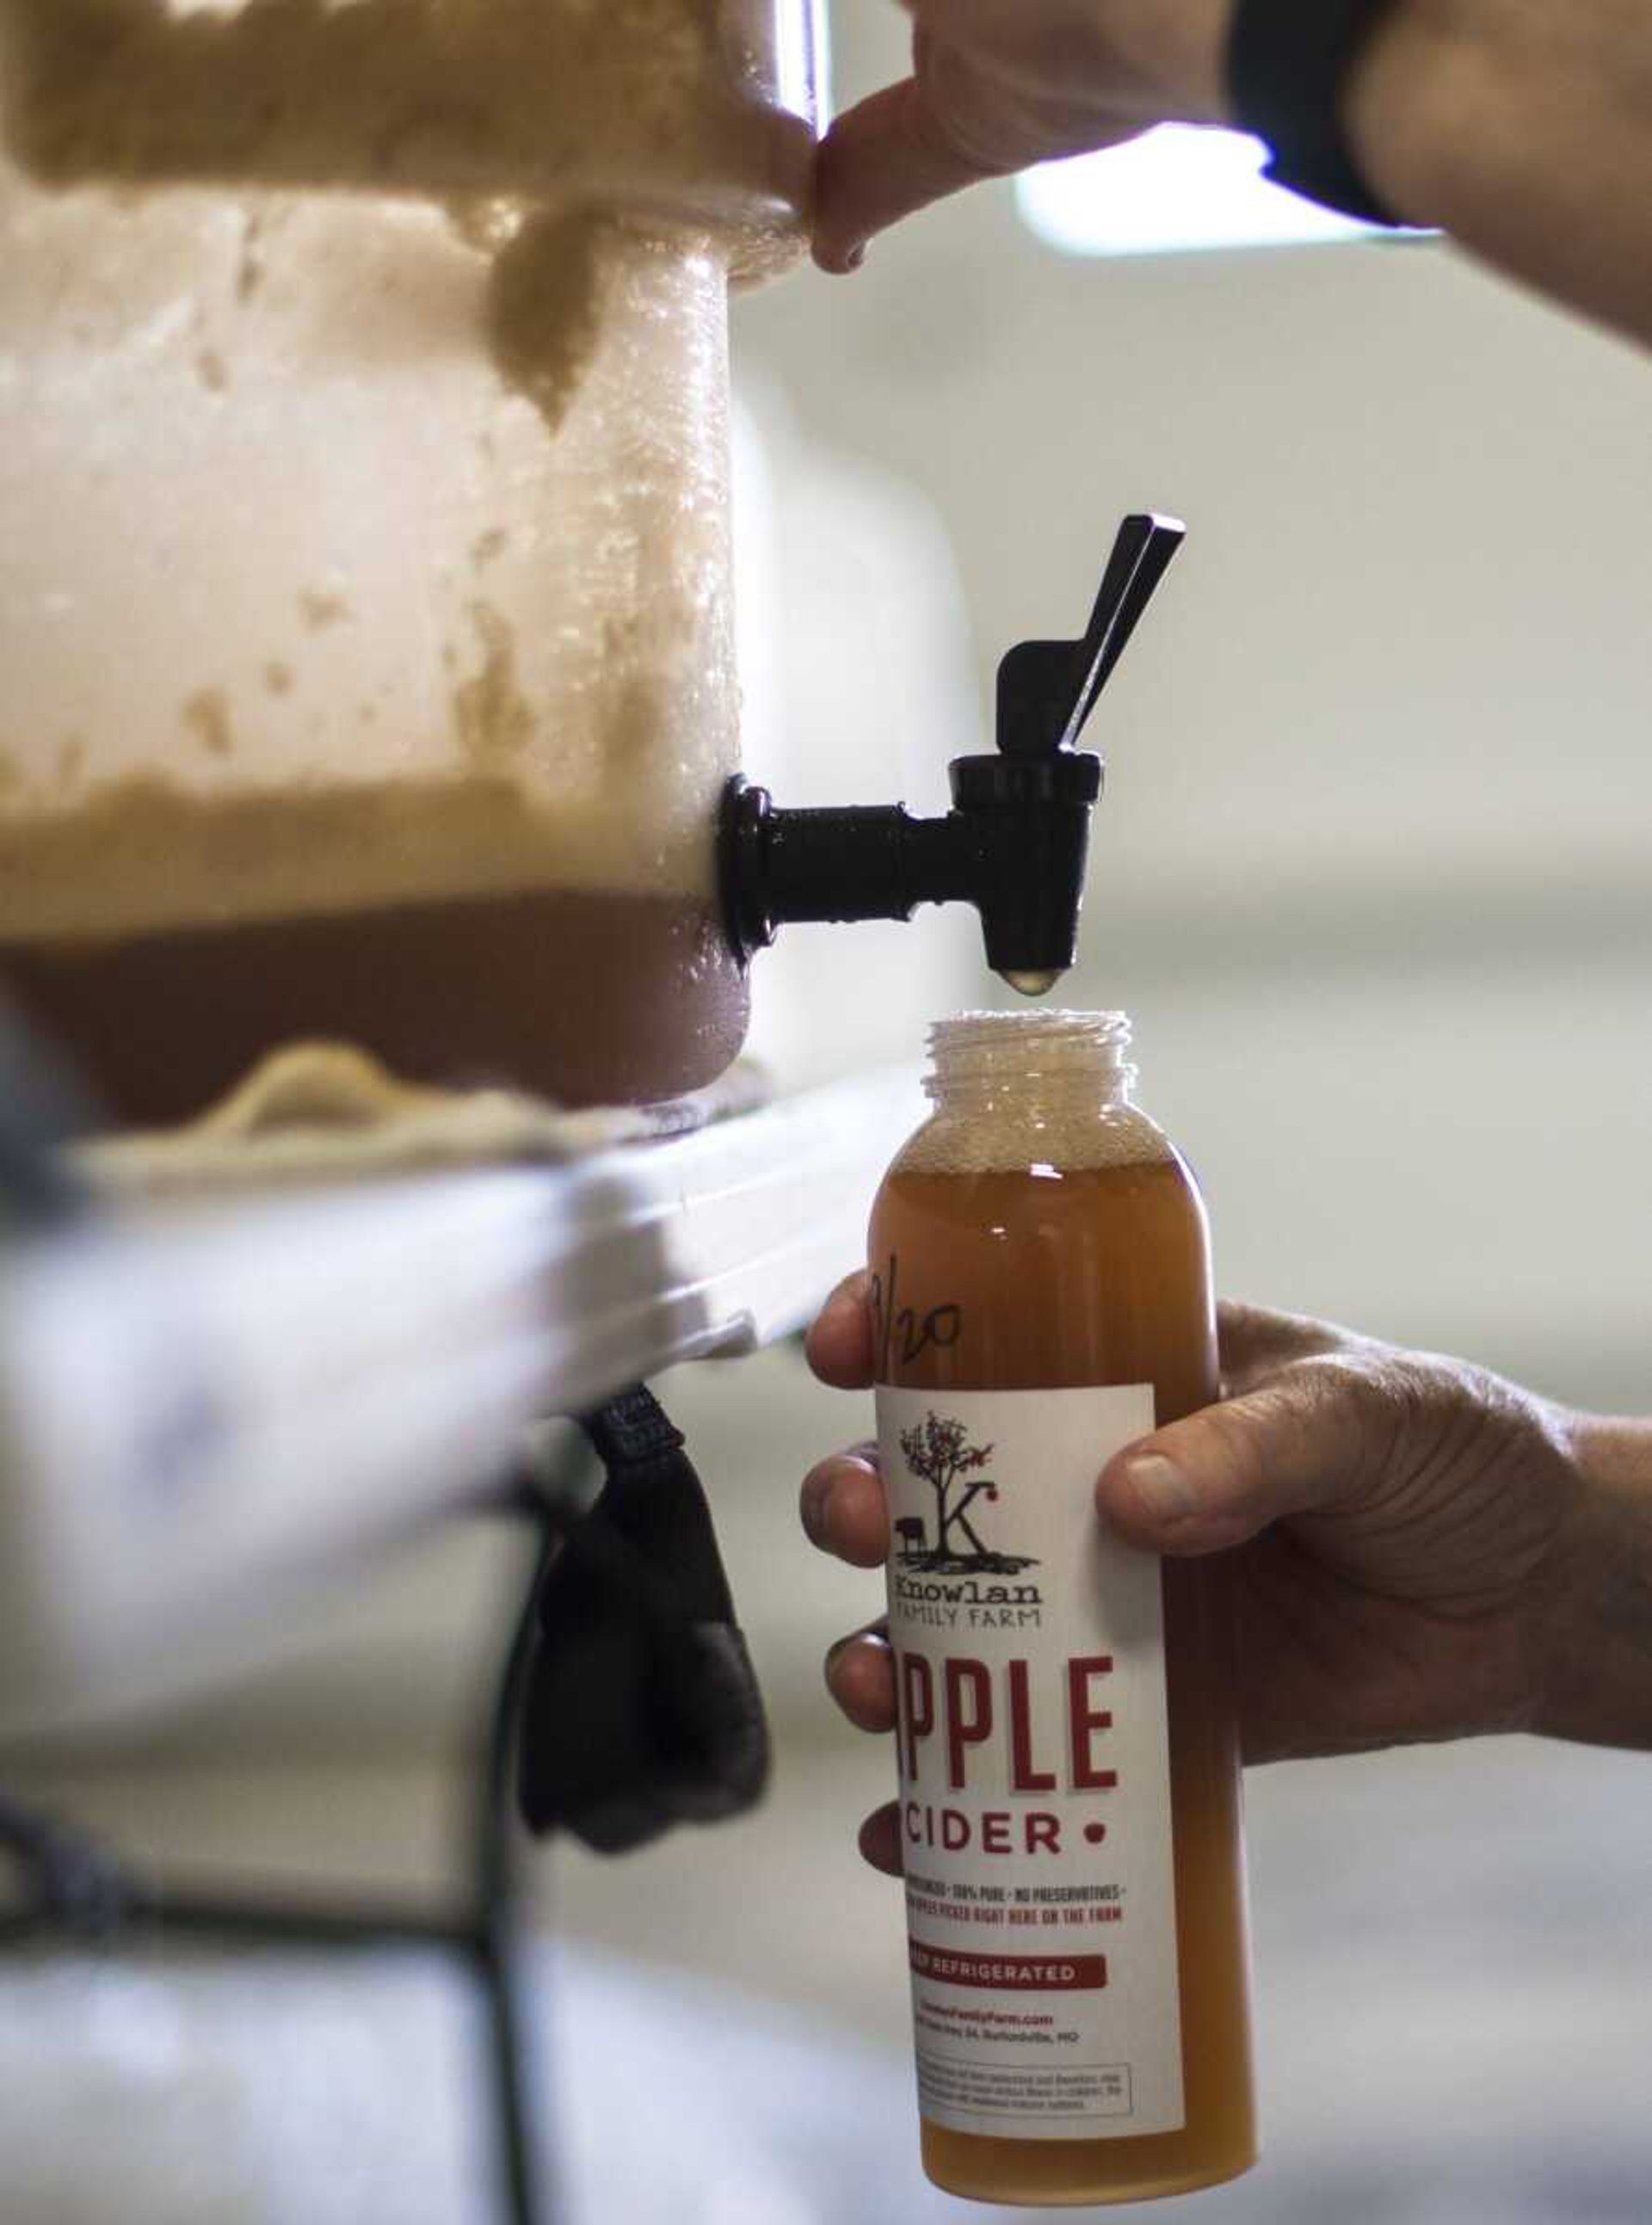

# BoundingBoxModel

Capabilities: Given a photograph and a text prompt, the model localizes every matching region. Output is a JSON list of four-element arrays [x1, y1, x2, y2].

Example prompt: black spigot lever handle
[[997, 513, 1186, 759], [719, 508, 1188, 989]]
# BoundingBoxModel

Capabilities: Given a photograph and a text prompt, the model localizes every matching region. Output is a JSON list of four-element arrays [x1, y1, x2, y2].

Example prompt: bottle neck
[[923, 1011, 1137, 1121]]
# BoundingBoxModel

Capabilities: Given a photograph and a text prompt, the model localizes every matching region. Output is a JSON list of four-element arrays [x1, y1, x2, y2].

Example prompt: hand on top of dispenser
[[802, 1277, 1652, 1874], [815, 3, 1652, 353], [813, 0, 1232, 272]]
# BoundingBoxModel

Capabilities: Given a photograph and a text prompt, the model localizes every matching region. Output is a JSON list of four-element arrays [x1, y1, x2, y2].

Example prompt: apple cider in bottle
[[871, 1011, 1255, 2204]]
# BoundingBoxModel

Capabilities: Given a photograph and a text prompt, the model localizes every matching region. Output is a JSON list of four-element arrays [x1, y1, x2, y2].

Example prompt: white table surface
[[0, 1067, 924, 1732]]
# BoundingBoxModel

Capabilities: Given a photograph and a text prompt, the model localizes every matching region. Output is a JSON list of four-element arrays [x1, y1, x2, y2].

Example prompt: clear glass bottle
[[870, 1010, 1255, 2204]]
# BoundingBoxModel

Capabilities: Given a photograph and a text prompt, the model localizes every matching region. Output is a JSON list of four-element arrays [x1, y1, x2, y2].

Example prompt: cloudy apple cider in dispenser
[[871, 1011, 1255, 2205]]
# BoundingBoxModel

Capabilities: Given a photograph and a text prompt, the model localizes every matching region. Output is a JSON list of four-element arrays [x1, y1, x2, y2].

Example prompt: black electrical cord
[[0, 1362, 763, 2225], [475, 1497, 565, 2225], [0, 1483, 571, 2225]]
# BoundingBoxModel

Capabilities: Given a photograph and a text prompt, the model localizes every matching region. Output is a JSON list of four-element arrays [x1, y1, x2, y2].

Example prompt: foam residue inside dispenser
[[0, 206, 741, 937]]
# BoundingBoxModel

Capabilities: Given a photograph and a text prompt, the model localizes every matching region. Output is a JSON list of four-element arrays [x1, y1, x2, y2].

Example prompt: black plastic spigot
[[718, 514, 1186, 995]]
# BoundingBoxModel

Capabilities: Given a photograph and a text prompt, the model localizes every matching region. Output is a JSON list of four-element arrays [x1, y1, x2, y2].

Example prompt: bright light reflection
[[773, 0, 829, 125], [1018, 125, 1405, 257]]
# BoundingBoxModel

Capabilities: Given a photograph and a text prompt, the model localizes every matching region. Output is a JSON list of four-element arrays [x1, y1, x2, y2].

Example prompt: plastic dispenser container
[[0, 1, 820, 1122]]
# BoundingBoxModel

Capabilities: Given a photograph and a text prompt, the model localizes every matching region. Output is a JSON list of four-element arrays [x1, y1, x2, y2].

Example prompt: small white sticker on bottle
[[878, 1383, 1184, 2144]]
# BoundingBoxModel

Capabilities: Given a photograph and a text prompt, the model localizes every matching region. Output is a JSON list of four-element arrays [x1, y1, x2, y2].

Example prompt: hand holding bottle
[[804, 1280, 1651, 1875]]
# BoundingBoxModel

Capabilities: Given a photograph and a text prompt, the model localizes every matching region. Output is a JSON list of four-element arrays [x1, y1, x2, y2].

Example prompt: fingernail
[[844, 242, 866, 271], [1119, 1453, 1202, 1524], [800, 1467, 834, 1548]]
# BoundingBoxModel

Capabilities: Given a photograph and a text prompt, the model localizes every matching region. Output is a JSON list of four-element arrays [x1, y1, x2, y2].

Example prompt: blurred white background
[[4, 4, 1652, 2220]]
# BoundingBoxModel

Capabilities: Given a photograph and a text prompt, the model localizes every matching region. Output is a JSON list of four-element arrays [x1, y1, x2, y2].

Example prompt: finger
[[1217, 1300, 1347, 1394], [805, 1272, 876, 1390], [1098, 1359, 1400, 1556], [814, 73, 1002, 274], [826, 1624, 897, 1733], [859, 1801, 903, 1878], [800, 1445, 890, 1569]]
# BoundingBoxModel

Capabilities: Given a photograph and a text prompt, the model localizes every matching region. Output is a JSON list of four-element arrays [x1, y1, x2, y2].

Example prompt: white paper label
[[878, 1383, 1184, 2144]]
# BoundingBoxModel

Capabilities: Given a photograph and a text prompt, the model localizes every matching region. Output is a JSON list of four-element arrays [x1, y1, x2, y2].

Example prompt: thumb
[[1098, 1361, 1399, 1556]]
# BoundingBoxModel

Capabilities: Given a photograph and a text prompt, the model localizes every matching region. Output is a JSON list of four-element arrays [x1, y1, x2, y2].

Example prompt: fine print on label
[[878, 1384, 1185, 2144]]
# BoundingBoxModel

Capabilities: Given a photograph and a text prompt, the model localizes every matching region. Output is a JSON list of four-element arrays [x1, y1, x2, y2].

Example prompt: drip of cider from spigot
[[1002, 967, 1063, 998]]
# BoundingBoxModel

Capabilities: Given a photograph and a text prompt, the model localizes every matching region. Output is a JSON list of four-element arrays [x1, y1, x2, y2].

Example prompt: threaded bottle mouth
[[924, 1009, 1136, 1106]]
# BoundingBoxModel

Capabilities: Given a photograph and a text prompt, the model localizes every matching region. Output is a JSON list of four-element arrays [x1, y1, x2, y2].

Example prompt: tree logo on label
[[895, 1411, 1039, 1575]]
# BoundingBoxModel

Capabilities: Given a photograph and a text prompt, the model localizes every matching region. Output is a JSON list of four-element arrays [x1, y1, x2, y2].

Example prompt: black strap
[[1227, 0, 1402, 228], [517, 1386, 770, 1856]]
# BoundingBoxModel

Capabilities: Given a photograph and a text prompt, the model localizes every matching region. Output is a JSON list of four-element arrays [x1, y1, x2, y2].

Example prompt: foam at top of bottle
[[928, 1008, 1132, 1072], [895, 1008, 1176, 1176]]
